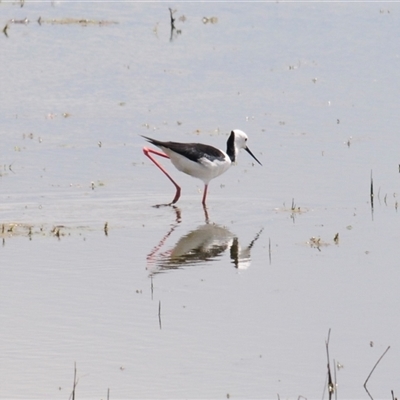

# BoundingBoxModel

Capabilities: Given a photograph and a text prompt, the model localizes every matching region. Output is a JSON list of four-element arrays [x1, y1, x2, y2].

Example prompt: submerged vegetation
[[0, 222, 108, 243]]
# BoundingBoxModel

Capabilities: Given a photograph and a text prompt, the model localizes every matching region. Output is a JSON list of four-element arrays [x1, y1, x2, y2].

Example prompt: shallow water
[[1, 1, 400, 399]]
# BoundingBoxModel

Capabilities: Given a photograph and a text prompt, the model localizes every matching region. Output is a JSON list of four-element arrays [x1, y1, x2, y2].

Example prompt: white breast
[[168, 151, 232, 184]]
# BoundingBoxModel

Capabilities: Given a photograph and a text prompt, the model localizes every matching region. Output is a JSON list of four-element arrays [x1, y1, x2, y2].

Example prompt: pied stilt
[[142, 129, 262, 206]]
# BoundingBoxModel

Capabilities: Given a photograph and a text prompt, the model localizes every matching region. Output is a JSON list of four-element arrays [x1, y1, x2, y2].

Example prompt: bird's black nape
[[226, 131, 236, 162]]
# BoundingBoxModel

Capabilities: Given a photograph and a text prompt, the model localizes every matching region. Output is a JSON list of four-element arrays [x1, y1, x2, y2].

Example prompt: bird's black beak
[[245, 147, 262, 166]]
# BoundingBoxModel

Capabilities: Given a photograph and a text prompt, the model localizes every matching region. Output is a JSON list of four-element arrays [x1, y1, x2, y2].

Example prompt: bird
[[142, 129, 262, 206]]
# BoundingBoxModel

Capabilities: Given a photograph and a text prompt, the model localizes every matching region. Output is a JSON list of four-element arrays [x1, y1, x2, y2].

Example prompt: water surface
[[1, 1, 400, 399]]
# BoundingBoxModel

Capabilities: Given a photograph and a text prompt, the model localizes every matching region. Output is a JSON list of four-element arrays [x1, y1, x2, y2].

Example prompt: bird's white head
[[232, 129, 248, 151], [227, 129, 262, 166]]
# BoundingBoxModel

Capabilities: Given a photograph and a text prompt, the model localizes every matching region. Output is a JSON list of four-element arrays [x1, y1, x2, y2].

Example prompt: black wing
[[142, 136, 226, 163]]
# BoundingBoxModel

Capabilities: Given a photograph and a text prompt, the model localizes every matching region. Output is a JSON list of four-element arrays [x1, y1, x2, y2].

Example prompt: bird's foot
[[152, 203, 172, 208], [152, 201, 178, 208]]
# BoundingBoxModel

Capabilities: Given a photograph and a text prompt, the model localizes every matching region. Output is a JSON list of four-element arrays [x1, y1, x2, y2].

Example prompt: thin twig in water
[[370, 170, 374, 201], [158, 300, 162, 329], [333, 358, 338, 400], [70, 362, 77, 400], [268, 237, 271, 265], [325, 329, 335, 400], [168, 7, 175, 28], [370, 170, 374, 220], [3, 24, 9, 37], [168, 7, 176, 41], [364, 345, 390, 400]]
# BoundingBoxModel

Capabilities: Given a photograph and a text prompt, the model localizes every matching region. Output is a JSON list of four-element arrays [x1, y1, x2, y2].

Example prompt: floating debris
[[9, 18, 29, 24], [307, 235, 340, 250], [333, 233, 339, 244], [202, 16, 218, 24], [308, 236, 323, 248], [275, 199, 309, 217], [0, 222, 97, 242], [337, 361, 344, 370], [37, 17, 118, 26], [3, 17, 29, 36]]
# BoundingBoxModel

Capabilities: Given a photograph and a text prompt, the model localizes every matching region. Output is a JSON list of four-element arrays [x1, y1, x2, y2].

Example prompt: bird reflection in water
[[146, 207, 263, 275]]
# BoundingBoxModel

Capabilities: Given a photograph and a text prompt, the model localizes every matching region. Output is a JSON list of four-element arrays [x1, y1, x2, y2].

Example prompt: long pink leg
[[202, 184, 208, 206], [143, 146, 181, 205], [202, 202, 210, 224]]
